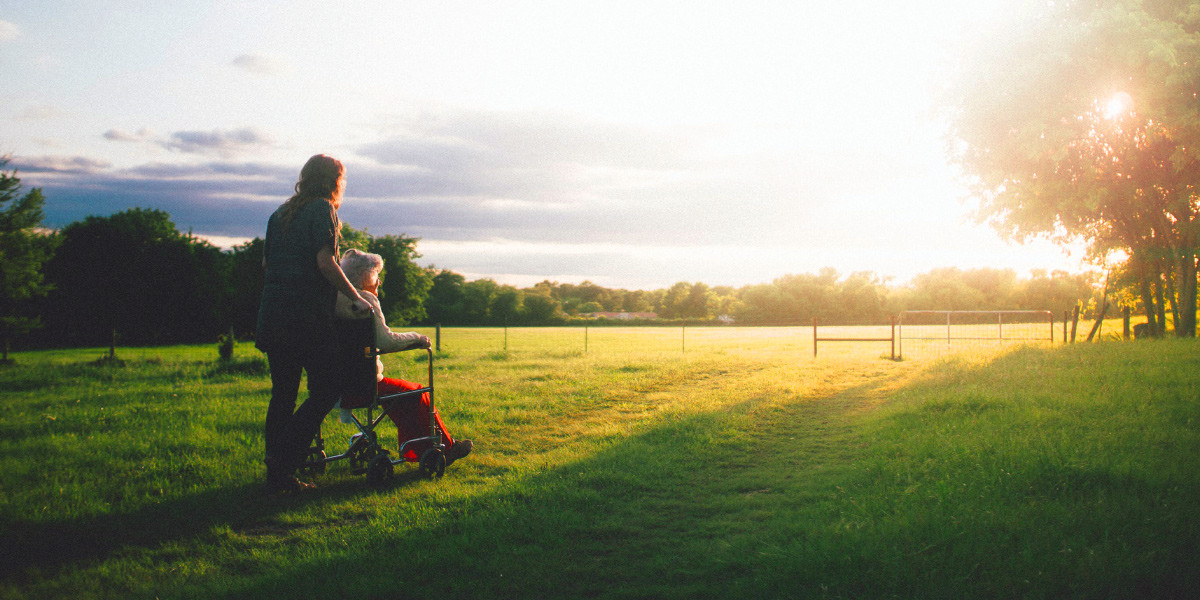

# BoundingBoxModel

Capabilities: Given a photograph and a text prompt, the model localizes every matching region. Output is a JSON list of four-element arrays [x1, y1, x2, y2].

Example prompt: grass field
[[1, 327, 1196, 599]]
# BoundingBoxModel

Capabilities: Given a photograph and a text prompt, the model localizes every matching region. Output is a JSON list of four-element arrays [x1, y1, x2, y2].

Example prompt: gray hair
[[340, 248, 384, 289]]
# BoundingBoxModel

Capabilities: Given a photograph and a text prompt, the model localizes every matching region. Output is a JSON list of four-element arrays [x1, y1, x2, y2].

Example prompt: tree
[[43, 208, 225, 346], [520, 291, 563, 324], [367, 233, 432, 326], [1014, 270, 1100, 314], [837, 272, 889, 323], [492, 285, 522, 324], [658, 282, 692, 319], [461, 279, 499, 324], [0, 159, 59, 361], [425, 269, 466, 324], [681, 282, 714, 319], [227, 237, 265, 337], [945, 0, 1200, 336]]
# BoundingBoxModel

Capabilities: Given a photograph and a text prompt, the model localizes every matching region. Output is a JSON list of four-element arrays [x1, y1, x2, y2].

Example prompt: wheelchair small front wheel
[[366, 455, 393, 487], [419, 448, 446, 479]]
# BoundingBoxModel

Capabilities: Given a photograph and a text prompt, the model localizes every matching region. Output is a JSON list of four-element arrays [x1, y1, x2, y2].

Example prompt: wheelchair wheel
[[419, 448, 446, 479], [299, 448, 326, 477], [366, 455, 393, 487], [348, 436, 370, 471]]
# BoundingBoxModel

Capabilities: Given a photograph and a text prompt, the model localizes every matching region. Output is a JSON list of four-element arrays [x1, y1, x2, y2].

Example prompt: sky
[[0, 0, 1084, 290]]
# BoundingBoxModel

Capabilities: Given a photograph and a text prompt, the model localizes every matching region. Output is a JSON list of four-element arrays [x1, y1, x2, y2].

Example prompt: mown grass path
[[1, 337, 1197, 599]]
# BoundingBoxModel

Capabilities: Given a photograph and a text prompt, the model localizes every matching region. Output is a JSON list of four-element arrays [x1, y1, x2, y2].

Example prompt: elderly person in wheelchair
[[334, 248, 472, 466]]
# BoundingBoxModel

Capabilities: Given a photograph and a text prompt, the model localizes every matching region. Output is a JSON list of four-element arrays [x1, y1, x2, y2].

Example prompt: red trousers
[[377, 377, 457, 462]]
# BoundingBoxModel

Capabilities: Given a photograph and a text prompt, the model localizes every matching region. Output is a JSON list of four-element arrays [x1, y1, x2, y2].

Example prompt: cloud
[[353, 109, 719, 230], [0, 19, 19, 42], [11, 155, 112, 174], [20, 160, 290, 236], [163, 127, 274, 157], [230, 53, 288, 75], [103, 128, 156, 143], [344, 109, 841, 248], [9, 106, 994, 290], [361, 110, 703, 175], [104, 126, 273, 158], [125, 161, 292, 181]]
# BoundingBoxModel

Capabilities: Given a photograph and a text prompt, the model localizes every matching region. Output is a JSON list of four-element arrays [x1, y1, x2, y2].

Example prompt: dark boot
[[445, 439, 472, 466], [265, 456, 314, 493]]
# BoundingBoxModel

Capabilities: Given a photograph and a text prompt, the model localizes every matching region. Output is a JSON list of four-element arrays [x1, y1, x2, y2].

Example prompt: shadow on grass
[[0, 466, 422, 585], [216, 347, 1200, 600], [0, 364, 885, 597], [6, 344, 1200, 599], [212, 373, 932, 599]]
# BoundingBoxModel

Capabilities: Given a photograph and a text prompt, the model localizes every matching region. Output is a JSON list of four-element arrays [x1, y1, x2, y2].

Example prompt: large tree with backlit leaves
[[945, 0, 1200, 336]]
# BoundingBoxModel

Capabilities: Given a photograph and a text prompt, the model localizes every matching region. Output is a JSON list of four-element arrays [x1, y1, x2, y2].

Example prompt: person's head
[[279, 154, 345, 229], [340, 248, 384, 293], [294, 154, 345, 208]]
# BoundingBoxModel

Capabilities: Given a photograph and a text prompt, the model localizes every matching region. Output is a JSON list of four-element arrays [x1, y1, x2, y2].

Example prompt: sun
[[1104, 91, 1135, 120]]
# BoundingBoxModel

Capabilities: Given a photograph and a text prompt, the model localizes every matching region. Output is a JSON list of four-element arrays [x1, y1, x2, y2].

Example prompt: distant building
[[580, 311, 659, 320]]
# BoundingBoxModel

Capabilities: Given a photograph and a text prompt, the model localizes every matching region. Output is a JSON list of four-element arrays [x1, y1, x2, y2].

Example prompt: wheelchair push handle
[[426, 347, 434, 392]]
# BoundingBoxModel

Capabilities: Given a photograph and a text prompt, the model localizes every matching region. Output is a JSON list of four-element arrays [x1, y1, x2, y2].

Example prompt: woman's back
[[256, 198, 339, 353]]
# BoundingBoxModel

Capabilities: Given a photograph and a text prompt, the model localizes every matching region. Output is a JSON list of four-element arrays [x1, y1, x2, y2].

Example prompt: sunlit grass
[[1, 330, 1196, 598]]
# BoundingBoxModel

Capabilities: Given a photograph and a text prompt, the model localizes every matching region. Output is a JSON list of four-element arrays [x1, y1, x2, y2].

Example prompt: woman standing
[[256, 154, 370, 492]]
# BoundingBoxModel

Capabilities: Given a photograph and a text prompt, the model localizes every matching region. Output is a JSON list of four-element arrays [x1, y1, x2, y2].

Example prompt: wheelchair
[[299, 315, 447, 486]]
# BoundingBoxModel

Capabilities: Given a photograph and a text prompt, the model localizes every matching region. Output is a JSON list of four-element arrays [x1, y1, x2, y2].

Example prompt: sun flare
[[1104, 91, 1135, 120]]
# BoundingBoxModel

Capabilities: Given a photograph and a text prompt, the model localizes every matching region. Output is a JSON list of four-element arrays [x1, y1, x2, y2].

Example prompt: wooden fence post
[[1123, 306, 1131, 340], [435, 324, 441, 352], [812, 317, 818, 357]]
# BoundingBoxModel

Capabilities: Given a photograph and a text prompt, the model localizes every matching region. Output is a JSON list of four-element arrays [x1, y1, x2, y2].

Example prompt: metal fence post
[[890, 315, 896, 360]]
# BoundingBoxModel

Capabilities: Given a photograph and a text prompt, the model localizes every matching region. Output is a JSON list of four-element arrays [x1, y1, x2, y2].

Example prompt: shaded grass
[[0, 334, 1197, 599]]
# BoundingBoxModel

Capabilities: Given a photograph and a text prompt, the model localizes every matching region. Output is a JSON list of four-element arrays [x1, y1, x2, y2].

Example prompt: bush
[[217, 329, 235, 361], [209, 356, 268, 376]]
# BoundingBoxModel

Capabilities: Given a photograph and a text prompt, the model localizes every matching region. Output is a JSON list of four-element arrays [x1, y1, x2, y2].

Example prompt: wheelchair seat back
[[334, 316, 377, 408]]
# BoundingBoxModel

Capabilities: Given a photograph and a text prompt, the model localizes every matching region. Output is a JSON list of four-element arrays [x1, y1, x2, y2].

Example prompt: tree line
[[2, 164, 1103, 353]]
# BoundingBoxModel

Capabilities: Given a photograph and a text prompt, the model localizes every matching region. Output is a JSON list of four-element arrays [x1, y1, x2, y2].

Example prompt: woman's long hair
[[279, 154, 345, 234]]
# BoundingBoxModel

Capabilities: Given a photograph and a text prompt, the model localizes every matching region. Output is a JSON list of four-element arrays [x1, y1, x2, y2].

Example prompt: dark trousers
[[265, 346, 339, 475]]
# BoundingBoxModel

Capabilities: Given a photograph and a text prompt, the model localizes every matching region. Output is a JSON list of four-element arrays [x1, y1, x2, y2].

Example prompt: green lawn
[[1, 330, 1196, 599]]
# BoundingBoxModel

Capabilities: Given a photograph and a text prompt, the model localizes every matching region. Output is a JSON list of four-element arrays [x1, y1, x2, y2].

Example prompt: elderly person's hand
[[414, 335, 432, 349], [349, 294, 371, 315]]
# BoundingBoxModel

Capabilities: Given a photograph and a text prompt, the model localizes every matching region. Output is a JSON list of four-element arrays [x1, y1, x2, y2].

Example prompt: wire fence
[[393, 316, 1063, 363], [897, 310, 1055, 360], [398, 324, 896, 361]]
